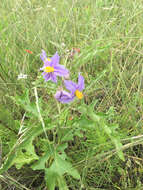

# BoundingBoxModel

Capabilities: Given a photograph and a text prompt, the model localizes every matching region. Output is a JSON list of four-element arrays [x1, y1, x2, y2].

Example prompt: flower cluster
[[40, 50, 84, 104]]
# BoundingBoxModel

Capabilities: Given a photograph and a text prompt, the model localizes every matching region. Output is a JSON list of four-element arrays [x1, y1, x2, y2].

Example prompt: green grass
[[1, 0, 143, 189]]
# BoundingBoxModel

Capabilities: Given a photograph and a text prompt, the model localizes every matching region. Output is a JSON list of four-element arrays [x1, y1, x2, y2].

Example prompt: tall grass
[[1, 0, 143, 189]]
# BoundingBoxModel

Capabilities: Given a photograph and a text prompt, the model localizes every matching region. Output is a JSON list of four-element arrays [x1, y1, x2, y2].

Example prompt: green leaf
[[102, 124, 125, 161], [78, 116, 95, 129], [103, 125, 112, 135], [45, 169, 69, 190], [45, 169, 57, 190], [57, 175, 69, 190], [61, 129, 74, 142], [0, 124, 51, 174], [52, 154, 80, 179], [32, 143, 68, 170], [32, 151, 52, 170], [9, 89, 39, 118], [45, 153, 79, 190], [13, 139, 38, 169], [45, 152, 80, 189], [0, 150, 16, 174], [112, 138, 125, 161]]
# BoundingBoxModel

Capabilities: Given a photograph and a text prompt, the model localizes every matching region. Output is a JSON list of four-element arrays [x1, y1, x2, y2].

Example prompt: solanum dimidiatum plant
[[0, 50, 124, 190]]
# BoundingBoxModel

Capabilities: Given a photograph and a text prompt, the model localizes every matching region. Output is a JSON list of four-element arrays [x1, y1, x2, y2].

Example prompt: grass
[[1, 0, 143, 189]]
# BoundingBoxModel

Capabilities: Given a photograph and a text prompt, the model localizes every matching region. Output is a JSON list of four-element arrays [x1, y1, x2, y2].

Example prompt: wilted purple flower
[[40, 50, 69, 83], [54, 90, 74, 104], [55, 73, 84, 104]]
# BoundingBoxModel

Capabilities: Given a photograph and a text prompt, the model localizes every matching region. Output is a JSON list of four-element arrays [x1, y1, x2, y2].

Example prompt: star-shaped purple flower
[[40, 50, 69, 83], [54, 73, 84, 104]]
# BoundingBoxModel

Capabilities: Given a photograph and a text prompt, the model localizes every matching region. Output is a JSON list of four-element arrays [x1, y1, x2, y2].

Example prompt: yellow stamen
[[75, 90, 83, 99], [45, 58, 51, 62], [44, 66, 54, 73]]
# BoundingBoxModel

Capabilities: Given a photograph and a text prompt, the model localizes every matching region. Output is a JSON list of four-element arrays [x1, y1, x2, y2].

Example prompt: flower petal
[[42, 73, 51, 81], [50, 52, 60, 66], [77, 73, 84, 91], [51, 74, 57, 83], [40, 50, 51, 66], [40, 50, 47, 62], [54, 65, 69, 77], [64, 80, 77, 94], [41, 71, 46, 76], [54, 90, 74, 103]]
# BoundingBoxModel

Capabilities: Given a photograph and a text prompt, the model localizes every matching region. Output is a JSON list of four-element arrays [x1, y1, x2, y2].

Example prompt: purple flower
[[64, 73, 84, 99], [40, 50, 69, 83], [54, 90, 74, 104], [55, 73, 84, 104]]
